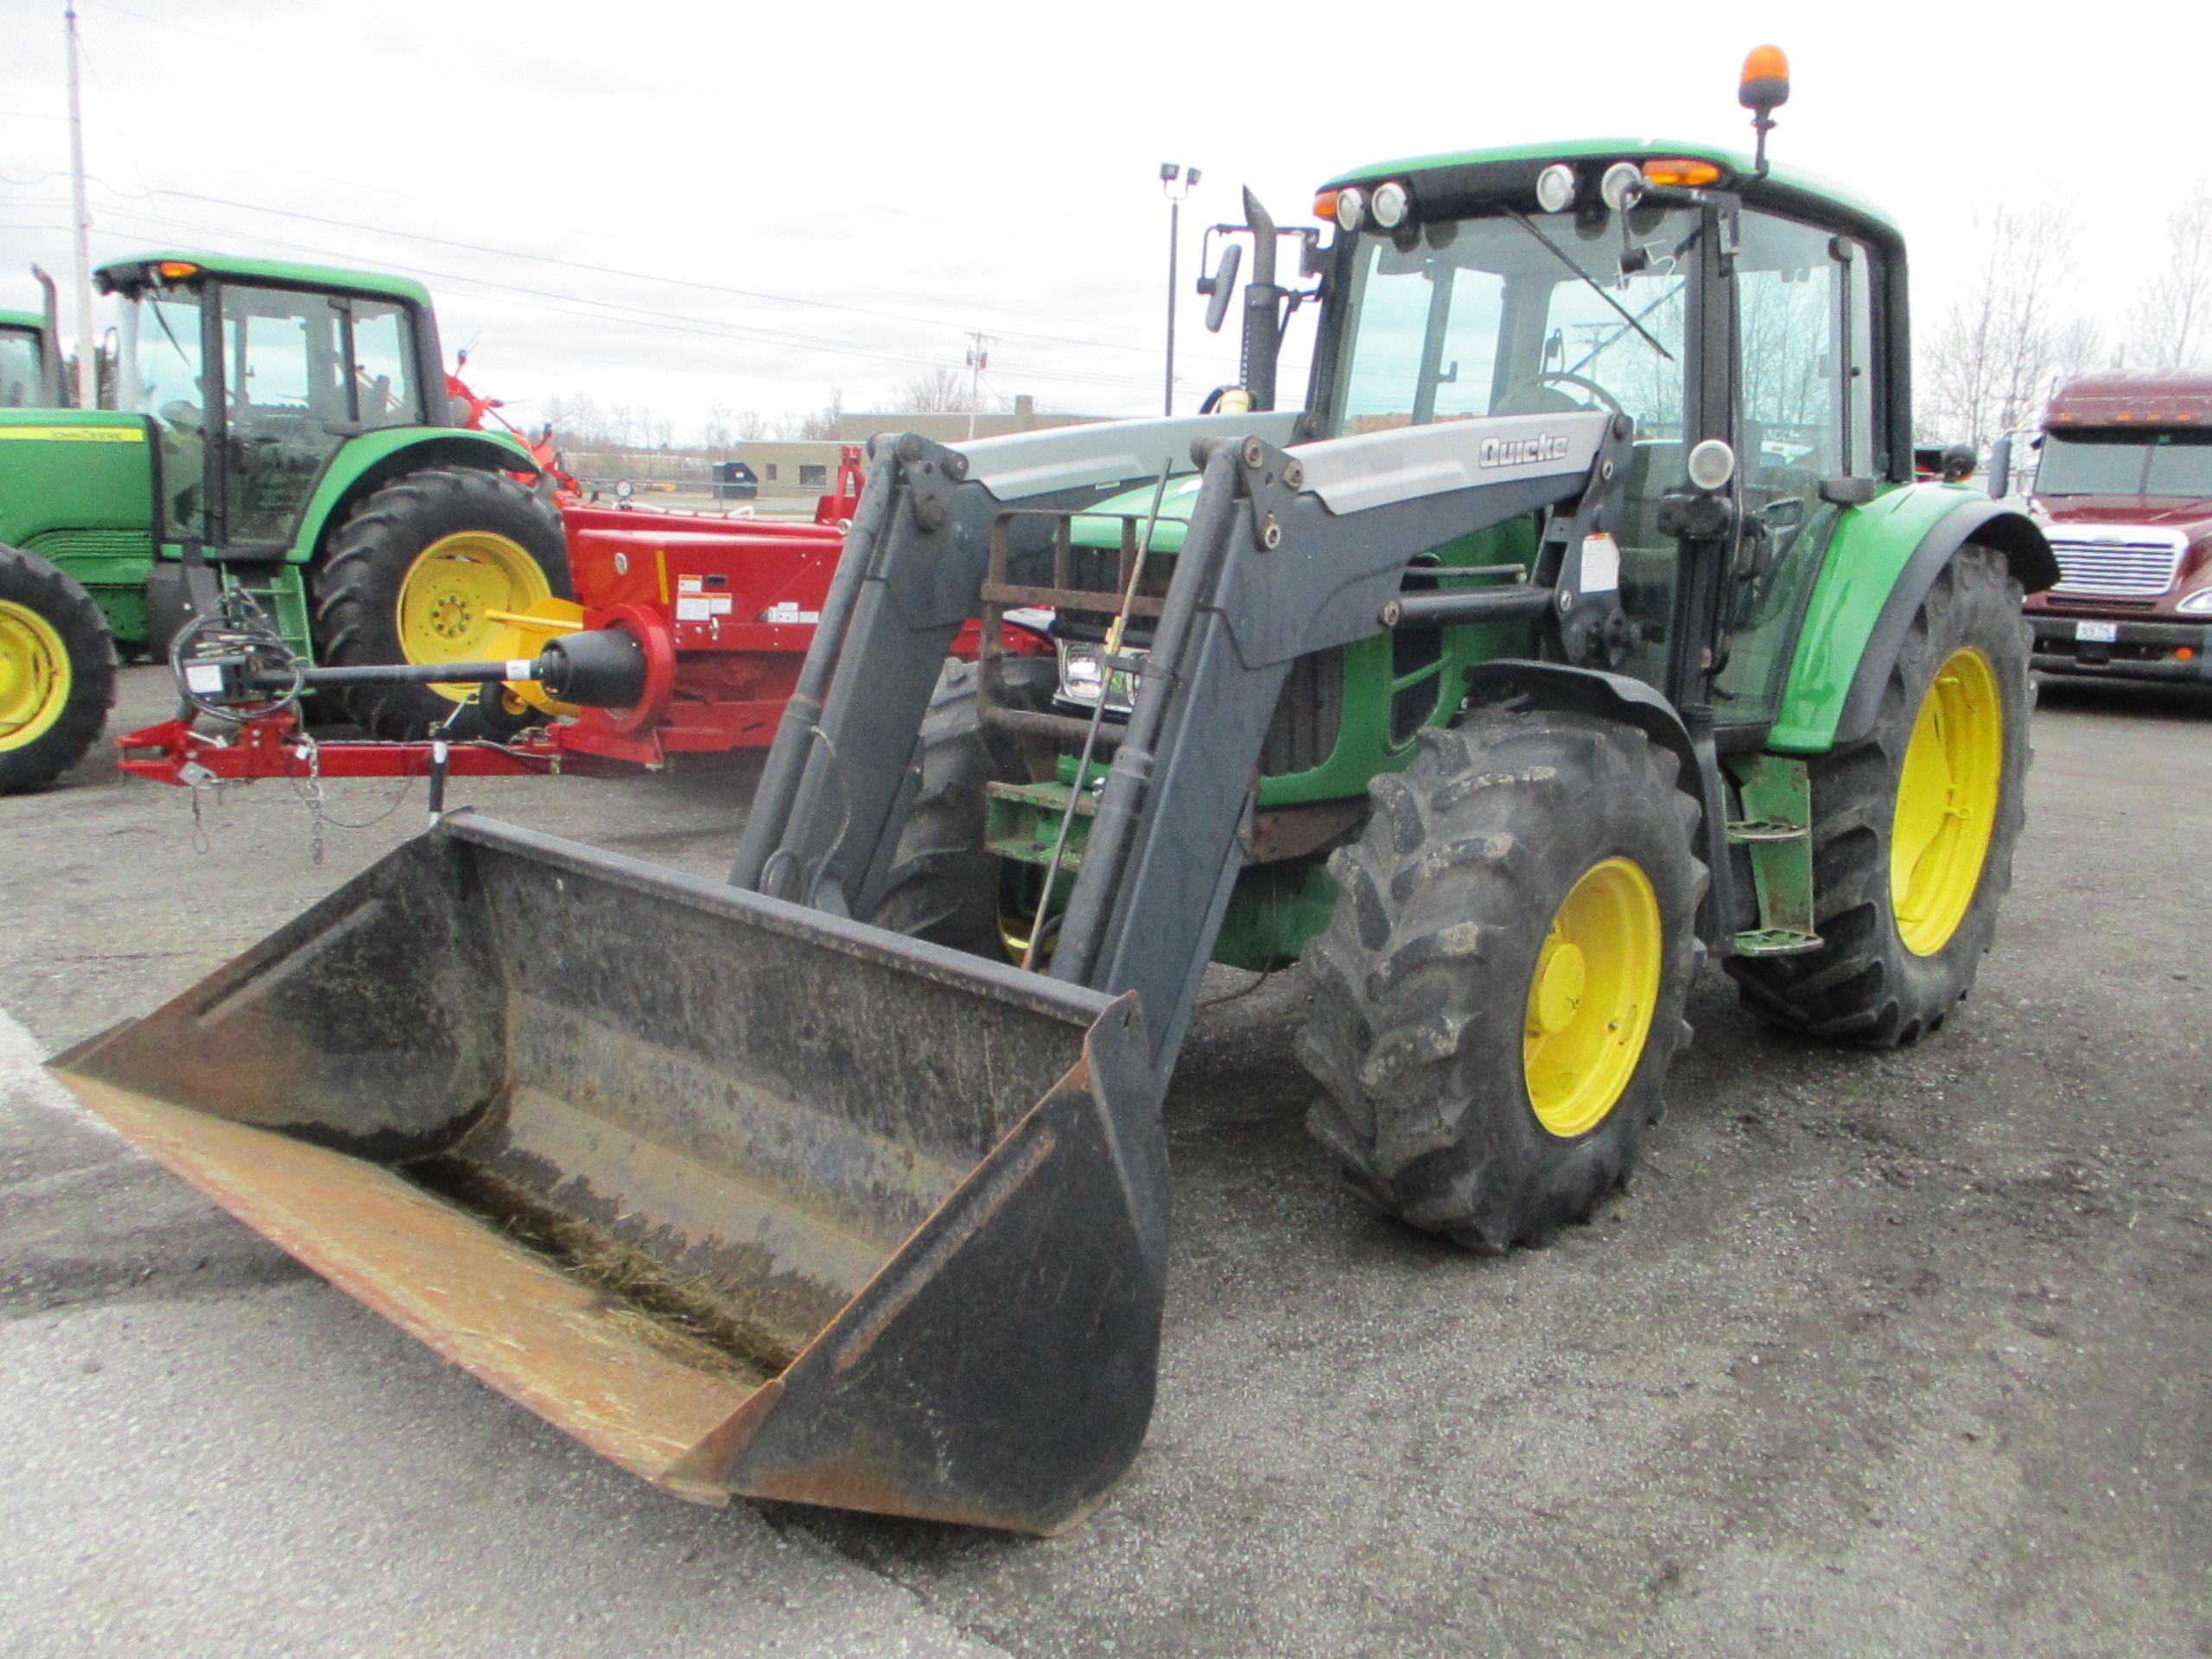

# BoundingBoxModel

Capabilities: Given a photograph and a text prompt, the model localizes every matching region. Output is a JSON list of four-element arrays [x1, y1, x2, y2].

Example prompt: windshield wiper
[[1567, 283, 1687, 378], [1503, 207, 1675, 363]]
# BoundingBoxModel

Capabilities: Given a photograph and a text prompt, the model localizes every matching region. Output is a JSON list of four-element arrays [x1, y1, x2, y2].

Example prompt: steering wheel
[[1495, 372, 1625, 418]]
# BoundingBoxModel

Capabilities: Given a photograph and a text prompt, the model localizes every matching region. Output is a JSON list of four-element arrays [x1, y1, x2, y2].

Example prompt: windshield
[[0, 327, 42, 406], [1325, 206, 1694, 439], [2037, 431, 2212, 499], [118, 291, 212, 539]]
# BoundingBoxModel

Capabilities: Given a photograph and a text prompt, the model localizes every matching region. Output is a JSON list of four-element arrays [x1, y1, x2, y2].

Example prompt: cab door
[[1711, 210, 1881, 740]]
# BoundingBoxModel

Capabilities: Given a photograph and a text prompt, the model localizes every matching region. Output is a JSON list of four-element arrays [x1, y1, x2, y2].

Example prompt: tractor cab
[[0, 312, 49, 408], [101, 254, 445, 556], [1295, 139, 1897, 743]]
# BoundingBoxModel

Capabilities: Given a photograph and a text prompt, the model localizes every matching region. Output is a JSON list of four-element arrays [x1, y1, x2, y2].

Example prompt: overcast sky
[[1, 0, 2202, 440]]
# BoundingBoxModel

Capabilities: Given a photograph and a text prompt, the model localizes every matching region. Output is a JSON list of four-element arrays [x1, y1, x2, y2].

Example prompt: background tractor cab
[[0, 311, 54, 409], [100, 253, 552, 659], [0, 266, 71, 409]]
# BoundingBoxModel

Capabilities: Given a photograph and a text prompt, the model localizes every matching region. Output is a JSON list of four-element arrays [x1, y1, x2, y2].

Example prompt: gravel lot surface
[[3, 665, 2205, 1657]]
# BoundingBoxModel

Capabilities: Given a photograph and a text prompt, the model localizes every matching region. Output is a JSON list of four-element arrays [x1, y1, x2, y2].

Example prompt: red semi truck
[[2012, 373, 2212, 684]]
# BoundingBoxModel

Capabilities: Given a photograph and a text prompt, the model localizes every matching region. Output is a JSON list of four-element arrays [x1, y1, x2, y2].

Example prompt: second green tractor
[[0, 254, 567, 793]]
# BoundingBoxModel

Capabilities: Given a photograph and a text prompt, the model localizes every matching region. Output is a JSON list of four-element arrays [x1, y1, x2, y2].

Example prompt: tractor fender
[[1463, 659, 1700, 793], [1766, 486, 2053, 753], [1463, 659, 1742, 944], [284, 428, 542, 563]]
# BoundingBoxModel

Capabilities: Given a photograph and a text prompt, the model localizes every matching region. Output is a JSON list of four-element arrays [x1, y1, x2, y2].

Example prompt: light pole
[[1160, 162, 1198, 416]]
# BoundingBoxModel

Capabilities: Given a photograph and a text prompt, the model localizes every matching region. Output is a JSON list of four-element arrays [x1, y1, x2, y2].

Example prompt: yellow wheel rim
[[394, 531, 553, 701], [1522, 856, 1662, 1139], [1891, 645, 2002, 957], [997, 863, 1057, 967], [0, 599, 71, 753]]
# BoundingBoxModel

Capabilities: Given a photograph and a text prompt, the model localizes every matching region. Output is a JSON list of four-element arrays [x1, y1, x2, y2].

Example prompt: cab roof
[[1323, 137, 1902, 249], [0, 309, 43, 333], [95, 251, 432, 309]]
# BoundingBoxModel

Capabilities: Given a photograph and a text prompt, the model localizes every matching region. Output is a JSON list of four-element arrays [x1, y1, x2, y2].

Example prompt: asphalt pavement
[[2, 664, 2205, 1658]]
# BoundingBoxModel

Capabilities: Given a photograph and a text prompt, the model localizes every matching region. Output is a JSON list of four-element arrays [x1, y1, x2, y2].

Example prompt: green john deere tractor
[[54, 56, 2055, 1532], [0, 252, 568, 793]]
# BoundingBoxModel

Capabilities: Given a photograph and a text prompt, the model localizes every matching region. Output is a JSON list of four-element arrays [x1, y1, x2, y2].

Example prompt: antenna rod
[[64, 1, 95, 407]]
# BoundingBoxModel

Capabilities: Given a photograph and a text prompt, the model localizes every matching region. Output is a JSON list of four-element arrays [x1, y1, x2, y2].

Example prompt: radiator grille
[[22, 528, 149, 564], [2048, 531, 2187, 599], [1260, 649, 1344, 776]]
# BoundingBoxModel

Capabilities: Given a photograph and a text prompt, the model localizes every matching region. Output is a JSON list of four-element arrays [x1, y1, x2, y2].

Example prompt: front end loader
[[54, 54, 2054, 1532]]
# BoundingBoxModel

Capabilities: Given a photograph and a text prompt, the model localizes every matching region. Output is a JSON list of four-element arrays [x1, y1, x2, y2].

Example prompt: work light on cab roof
[[1315, 43, 1796, 229]]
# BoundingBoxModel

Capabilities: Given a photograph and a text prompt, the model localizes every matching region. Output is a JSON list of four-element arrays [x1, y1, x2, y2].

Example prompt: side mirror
[[1199, 242, 1242, 334], [1988, 435, 2012, 499]]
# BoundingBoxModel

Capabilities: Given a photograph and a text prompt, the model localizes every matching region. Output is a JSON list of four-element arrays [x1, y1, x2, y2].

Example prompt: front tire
[[1727, 544, 2031, 1045], [864, 656, 1058, 955], [0, 545, 115, 795], [1298, 710, 1707, 1251], [312, 467, 570, 739]]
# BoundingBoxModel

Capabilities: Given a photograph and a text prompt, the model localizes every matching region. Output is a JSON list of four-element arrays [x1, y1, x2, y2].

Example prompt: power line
[[79, 175, 1169, 359], [48, 195, 1243, 395]]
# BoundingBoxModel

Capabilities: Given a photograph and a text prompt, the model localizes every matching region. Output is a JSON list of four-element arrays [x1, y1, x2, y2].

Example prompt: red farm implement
[[124, 444, 1041, 788]]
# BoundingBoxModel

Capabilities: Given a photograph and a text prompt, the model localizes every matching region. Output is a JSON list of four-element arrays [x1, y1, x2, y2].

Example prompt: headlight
[[2178, 587, 2212, 615], [1057, 640, 1144, 715]]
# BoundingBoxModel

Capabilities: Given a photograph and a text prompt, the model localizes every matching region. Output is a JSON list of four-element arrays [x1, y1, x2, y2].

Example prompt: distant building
[[725, 396, 1109, 503]]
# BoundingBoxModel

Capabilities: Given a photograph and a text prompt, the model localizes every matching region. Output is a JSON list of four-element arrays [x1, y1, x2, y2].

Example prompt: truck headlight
[[2177, 588, 2212, 615], [1057, 640, 1143, 715]]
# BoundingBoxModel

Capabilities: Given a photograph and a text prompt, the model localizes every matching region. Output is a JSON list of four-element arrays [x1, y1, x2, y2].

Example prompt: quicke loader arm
[[736, 407, 1632, 1079]]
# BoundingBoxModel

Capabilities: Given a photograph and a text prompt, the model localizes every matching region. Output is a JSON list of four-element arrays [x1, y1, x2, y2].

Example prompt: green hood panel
[[0, 410, 155, 548], [1070, 474, 1203, 554]]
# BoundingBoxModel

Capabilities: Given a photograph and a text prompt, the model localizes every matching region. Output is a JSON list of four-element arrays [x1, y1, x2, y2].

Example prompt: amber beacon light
[[1738, 44, 1790, 174]]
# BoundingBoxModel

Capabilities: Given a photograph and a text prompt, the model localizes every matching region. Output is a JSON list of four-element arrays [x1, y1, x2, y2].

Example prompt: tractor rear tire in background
[[312, 467, 570, 740], [1727, 545, 2031, 1046], [1298, 710, 1707, 1251], [0, 544, 116, 796], [865, 655, 1058, 957]]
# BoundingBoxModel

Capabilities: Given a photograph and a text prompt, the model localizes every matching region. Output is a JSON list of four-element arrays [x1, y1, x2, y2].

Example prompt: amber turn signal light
[[1643, 158, 1723, 188]]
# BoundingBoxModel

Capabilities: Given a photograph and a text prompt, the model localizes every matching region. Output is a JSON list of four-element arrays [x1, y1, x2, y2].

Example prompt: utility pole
[[963, 331, 993, 441], [64, 1, 95, 407], [1159, 163, 1199, 417]]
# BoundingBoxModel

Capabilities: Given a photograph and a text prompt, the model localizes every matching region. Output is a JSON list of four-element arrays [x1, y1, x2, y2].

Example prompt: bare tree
[[775, 387, 846, 442], [702, 398, 734, 457], [891, 364, 976, 414], [564, 392, 605, 445], [2126, 188, 2212, 372], [1918, 201, 2097, 445]]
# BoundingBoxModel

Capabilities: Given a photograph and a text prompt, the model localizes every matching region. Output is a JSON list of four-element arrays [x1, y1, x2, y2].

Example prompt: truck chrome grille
[[2047, 531, 2186, 598]]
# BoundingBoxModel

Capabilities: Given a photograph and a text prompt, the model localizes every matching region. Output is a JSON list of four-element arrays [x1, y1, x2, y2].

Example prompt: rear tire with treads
[[1727, 543, 2031, 1045], [312, 467, 570, 740], [1297, 710, 1706, 1251], [0, 543, 115, 795]]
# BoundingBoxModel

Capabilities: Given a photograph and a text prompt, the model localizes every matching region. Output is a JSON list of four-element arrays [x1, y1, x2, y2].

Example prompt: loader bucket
[[49, 812, 1167, 1534]]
